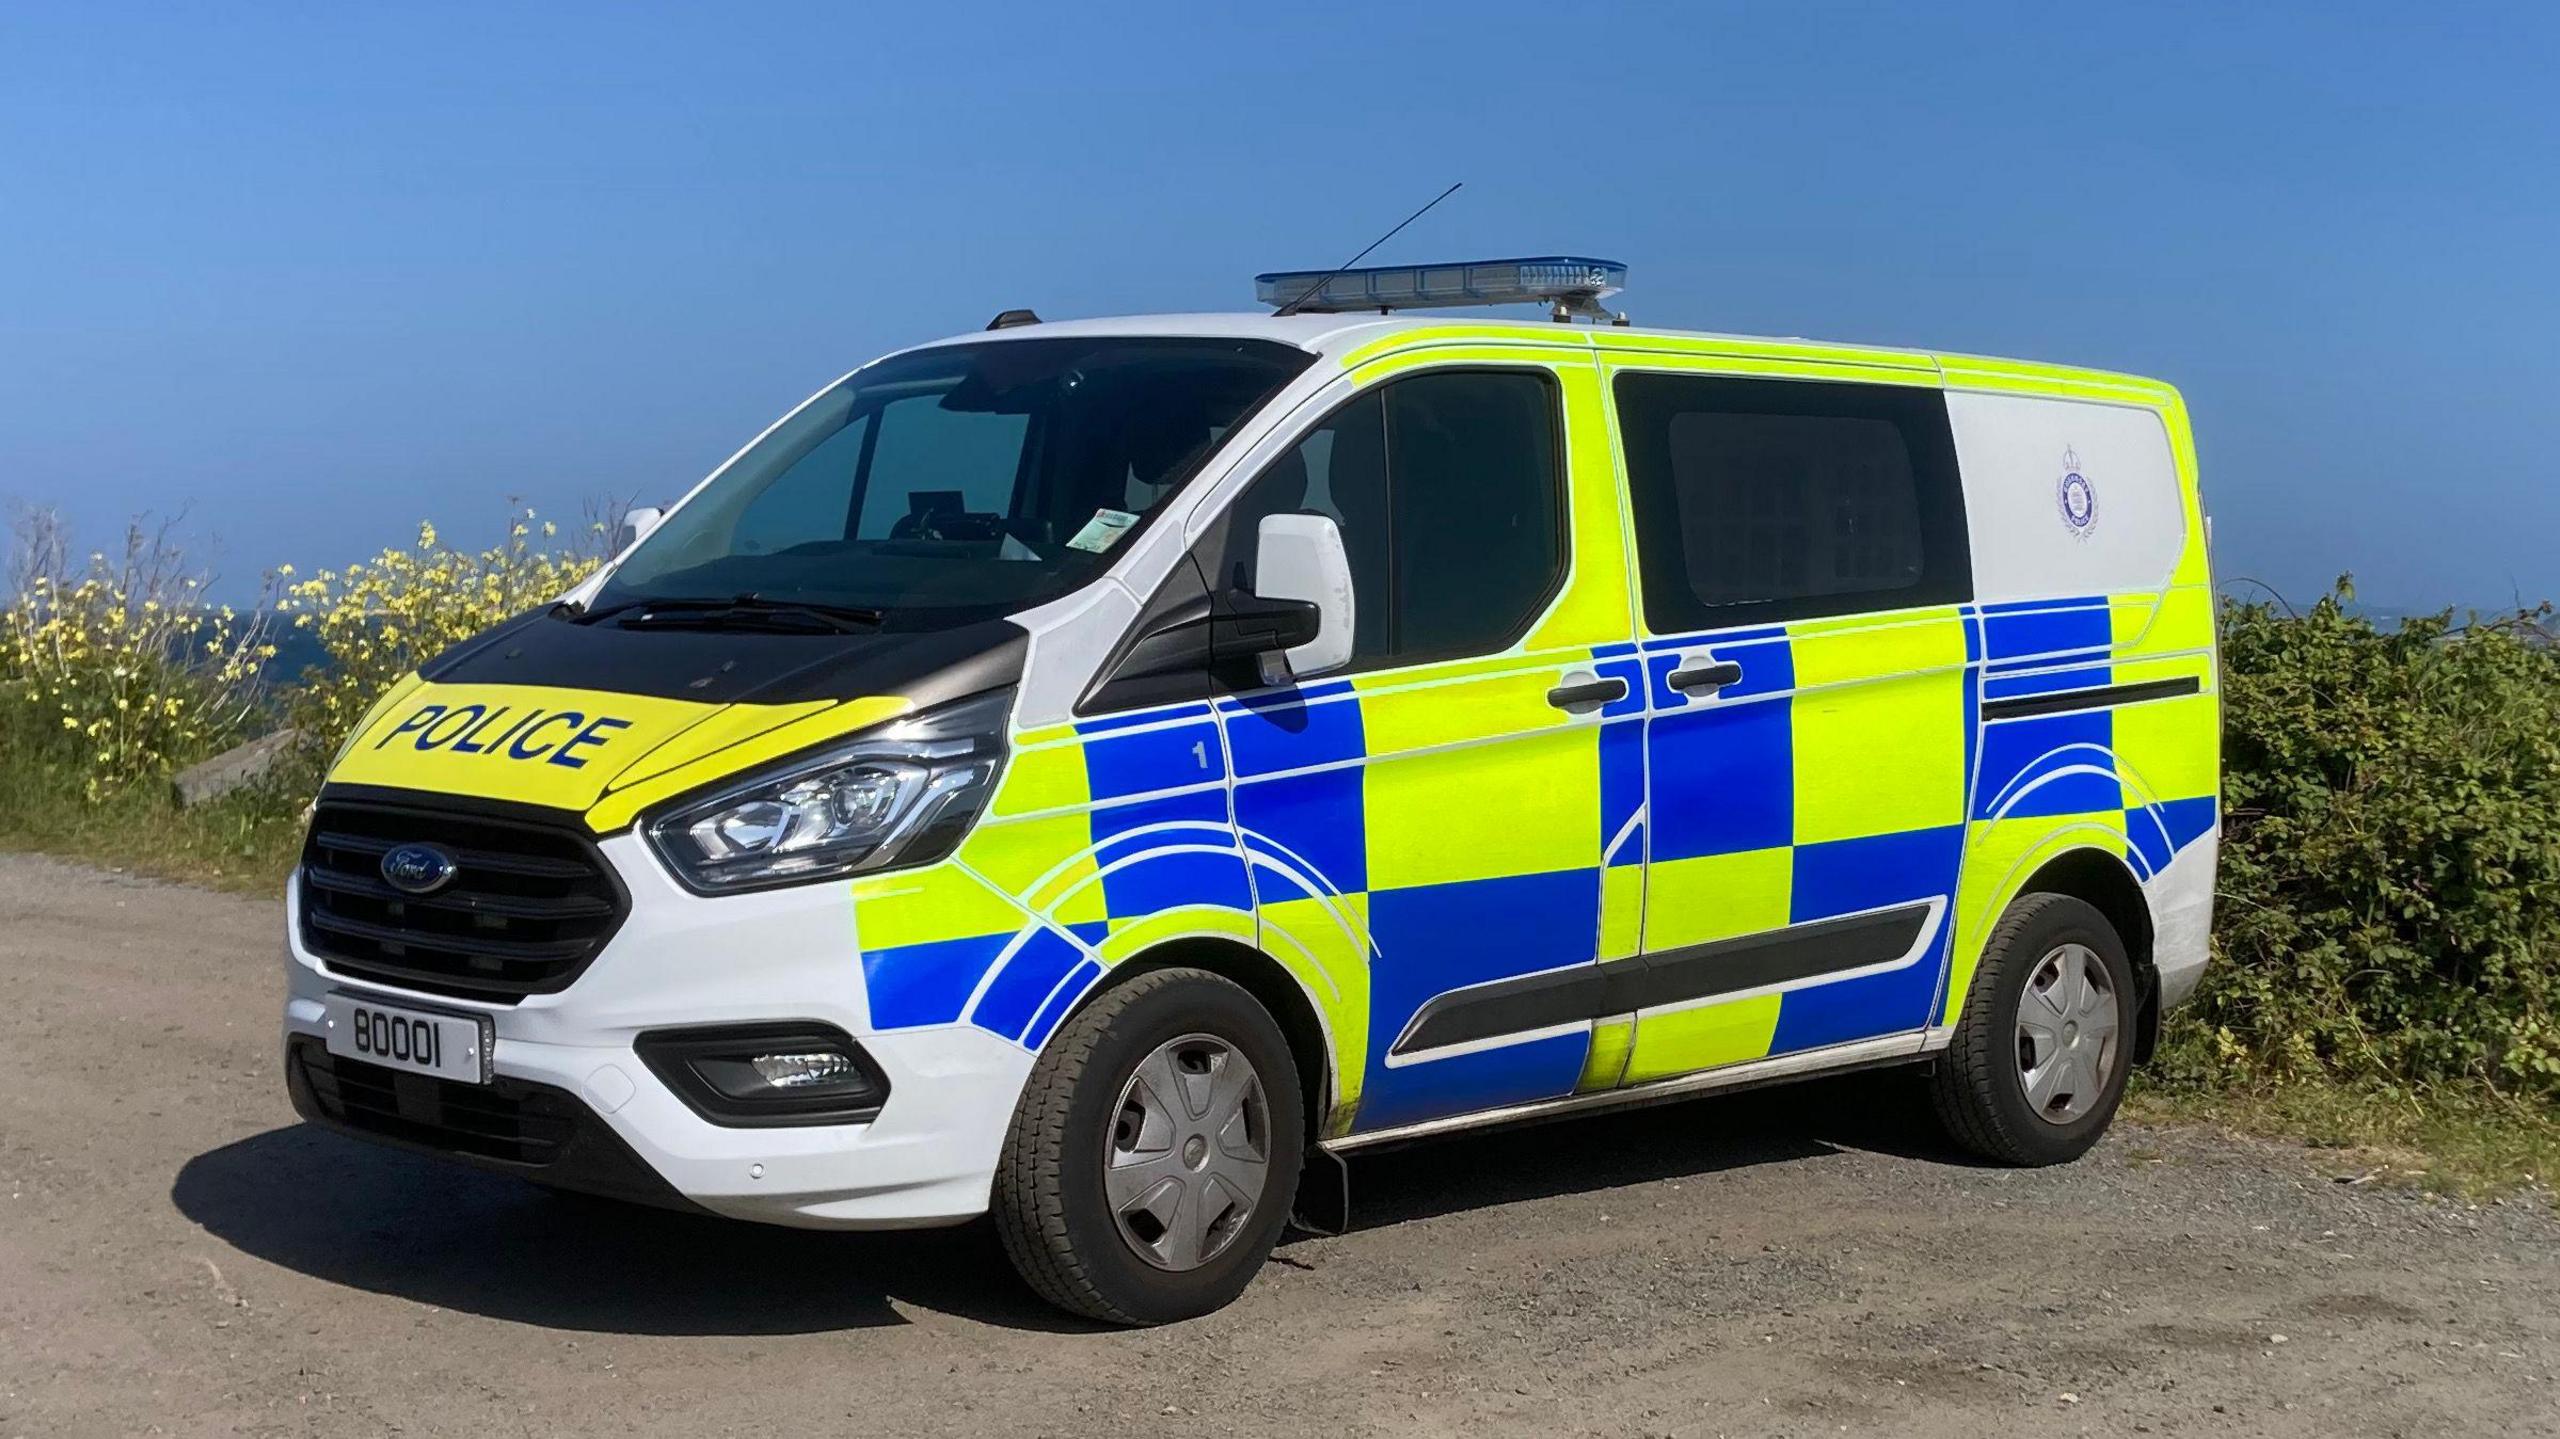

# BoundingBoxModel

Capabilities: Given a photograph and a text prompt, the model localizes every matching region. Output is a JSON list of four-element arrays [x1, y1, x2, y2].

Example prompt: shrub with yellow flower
[[281, 506, 603, 756], [0, 509, 280, 795]]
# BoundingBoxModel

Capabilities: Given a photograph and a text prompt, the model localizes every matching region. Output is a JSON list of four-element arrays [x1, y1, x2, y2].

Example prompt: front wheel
[[992, 967, 1304, 1324], [1930, 892, 2136, 1166]]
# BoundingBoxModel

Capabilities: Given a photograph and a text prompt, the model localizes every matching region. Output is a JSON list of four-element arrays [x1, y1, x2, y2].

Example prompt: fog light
[[635, 1023, 890, 1128], [751, 1051, 858, 1089]]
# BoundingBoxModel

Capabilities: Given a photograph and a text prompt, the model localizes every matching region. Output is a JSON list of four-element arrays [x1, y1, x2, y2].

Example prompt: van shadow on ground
[[1325, 1068, 1976, 1231], [171, 1069, 1962, 1336]]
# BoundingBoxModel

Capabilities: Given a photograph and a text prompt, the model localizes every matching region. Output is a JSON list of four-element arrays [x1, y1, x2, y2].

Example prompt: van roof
[[914, 311, 2179, 408]]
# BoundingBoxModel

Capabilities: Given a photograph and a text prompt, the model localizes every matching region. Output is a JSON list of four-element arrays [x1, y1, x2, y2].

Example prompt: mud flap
[[1290, 1144, 1349, 1236]]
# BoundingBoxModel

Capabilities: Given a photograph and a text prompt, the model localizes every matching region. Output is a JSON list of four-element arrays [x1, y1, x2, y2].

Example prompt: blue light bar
[[1255, 255, 1627, 316]]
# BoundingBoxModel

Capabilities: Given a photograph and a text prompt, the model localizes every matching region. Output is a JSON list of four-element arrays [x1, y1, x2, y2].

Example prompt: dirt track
[[1, 852, 2554, 1437]]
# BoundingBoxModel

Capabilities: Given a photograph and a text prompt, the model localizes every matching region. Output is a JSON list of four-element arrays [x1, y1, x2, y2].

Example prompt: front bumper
[[285, 1033, 707, 1212], [282, 831, 1034, 1229]]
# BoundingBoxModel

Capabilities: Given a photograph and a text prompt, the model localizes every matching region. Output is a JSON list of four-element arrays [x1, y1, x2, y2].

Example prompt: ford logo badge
[[380, 843, 460, 895]]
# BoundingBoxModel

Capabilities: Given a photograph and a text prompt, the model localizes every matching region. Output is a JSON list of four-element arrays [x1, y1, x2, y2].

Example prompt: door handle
[[1546, 676, 1629, 710], [1667, 659, 1744, 694]]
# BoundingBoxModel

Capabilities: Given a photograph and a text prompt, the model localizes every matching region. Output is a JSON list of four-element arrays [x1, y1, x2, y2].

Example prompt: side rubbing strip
[[1393, 964, 1623, 1058], [1637, 904, 1932, 1011], [1391, 903, 1936, 1058], [1979, 675, 2201, 722]]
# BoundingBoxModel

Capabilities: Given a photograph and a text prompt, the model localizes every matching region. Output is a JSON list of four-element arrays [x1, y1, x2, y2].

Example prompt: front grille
[[299, 797, 627, 1003], [289, 1037, 574, 1164]]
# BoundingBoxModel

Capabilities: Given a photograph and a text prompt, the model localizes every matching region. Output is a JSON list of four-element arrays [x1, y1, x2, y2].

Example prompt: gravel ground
[[1, 852, 2554, 1438]]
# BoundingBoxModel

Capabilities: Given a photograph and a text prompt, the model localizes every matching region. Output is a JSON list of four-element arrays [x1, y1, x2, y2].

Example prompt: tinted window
[[596, 338, 1313, 631], [1615, 373, 1969, 632], [852, 393, 1031, 538], [733, 411, 873, 556], [1389, 370, 1564, 657], [1207, 388, 1392, 658], [1213, 369, 1563, 669]]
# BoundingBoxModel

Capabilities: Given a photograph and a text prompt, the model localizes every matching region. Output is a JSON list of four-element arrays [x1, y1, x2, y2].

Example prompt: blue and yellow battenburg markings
[[849, 328, 2219, 1143], [849, 579, 2215, 1140]]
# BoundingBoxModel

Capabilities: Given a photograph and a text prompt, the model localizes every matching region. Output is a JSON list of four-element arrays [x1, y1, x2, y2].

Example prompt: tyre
[[992, 967, 1304, 1325], [1930, 892, 2135, 1166]]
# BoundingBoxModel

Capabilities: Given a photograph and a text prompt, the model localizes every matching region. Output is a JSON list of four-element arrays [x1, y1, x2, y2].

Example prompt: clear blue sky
[[4, 2, 2553, 612]]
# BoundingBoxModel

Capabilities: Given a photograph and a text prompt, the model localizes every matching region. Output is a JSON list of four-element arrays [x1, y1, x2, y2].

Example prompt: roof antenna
[[1273, 181, 1463, 317]]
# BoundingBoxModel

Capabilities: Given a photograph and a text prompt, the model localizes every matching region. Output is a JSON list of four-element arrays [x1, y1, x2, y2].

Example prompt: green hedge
[[2161, 585, 2560, 1101]]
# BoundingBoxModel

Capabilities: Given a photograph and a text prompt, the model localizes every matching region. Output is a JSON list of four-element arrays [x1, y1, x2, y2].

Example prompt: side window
[[1209, 388, 1391, 659], [1209, 370, 1564, 671], [1385, 370, 1563, 659], [1614, 373, 1970, 632]]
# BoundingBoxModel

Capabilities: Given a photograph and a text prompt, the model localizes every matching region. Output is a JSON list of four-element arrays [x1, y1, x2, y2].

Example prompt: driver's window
[[1204, 368, 1563, 674], [1209, 389, 1391, 660], [853, 395, 1030, 540]]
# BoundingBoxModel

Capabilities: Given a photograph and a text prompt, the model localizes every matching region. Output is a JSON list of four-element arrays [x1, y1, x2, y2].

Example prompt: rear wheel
[[1931, 892, 2135, 1166], [993, 967, 1304, 1324]]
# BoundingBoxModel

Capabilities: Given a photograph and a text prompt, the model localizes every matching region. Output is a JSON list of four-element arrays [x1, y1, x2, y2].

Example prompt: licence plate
[[324, 992, 492, 1084]]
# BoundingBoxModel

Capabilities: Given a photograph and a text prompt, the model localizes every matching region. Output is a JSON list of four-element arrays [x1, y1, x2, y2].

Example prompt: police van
[[283, 258, 2219, 1324]]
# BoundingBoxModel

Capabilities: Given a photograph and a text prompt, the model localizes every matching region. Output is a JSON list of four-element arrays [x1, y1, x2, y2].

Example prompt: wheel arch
[[1074, 936, 1339, 1142], [2014, 846, 2160, 1061]]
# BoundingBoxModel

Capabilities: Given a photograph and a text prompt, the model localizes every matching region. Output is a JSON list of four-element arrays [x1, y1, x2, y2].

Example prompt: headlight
[[646, 689, 1009, 893]]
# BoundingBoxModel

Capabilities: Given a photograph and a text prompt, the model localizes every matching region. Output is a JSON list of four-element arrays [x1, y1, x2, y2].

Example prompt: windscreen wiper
[[580, 594, 886, 634]]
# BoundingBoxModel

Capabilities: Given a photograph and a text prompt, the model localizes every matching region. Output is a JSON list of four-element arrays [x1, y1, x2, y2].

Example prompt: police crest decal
[[2056, 446, 2098, 539]]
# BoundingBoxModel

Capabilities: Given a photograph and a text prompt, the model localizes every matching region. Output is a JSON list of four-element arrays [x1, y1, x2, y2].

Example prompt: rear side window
[[1211, 369, 1565, 669], [1614, 373, 1970, 633]]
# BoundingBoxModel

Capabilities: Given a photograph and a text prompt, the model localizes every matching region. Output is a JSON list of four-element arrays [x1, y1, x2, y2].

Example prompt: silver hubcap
[[1106, 1033, 1271, 1272], [2015, 943, 2120, 1125]]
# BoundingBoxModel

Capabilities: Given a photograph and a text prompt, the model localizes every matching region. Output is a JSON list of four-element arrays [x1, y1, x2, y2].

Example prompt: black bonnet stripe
[[422, 608, 1029, 709]]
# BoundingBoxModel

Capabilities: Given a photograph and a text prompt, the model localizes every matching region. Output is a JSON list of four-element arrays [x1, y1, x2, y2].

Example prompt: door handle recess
[[1545, 677, 1629, 710], [1667, 660, 1744, 694]]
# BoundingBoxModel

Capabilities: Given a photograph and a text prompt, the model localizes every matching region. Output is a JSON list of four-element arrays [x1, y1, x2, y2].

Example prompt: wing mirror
[[616, 505, 665, 552], [1082, 513, 1357, 709], [1247, 513, 1356, 681]]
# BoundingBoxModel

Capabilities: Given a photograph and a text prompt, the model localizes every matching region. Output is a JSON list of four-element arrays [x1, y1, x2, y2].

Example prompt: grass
[[2129, 1067, 2560, 1202], [0, 753, 307, 894]]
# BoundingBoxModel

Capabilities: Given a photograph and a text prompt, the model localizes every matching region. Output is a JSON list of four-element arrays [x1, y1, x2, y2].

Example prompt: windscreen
[[595, 337, 1313, 629]]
